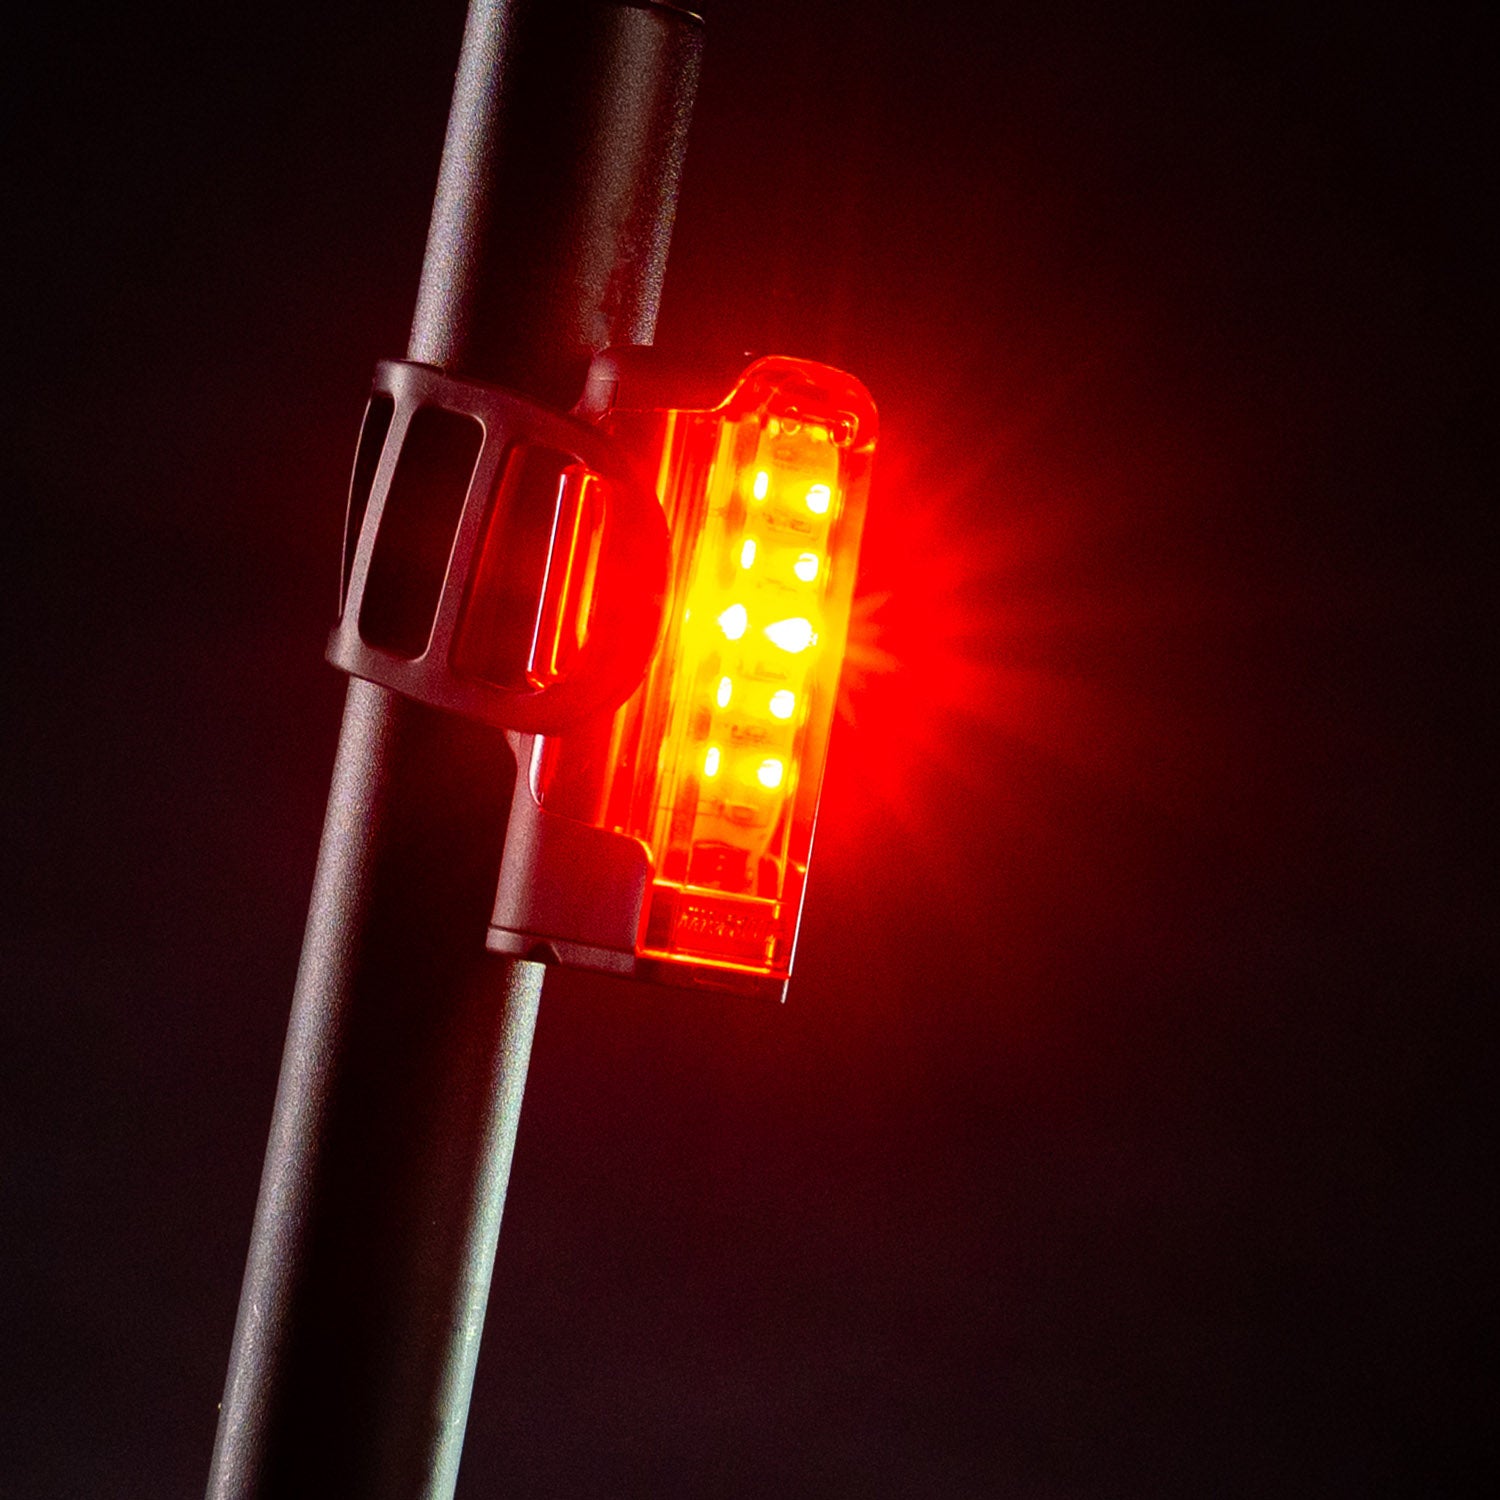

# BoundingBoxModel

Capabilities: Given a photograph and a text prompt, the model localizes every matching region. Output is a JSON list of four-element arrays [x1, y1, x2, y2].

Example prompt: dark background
[[2, 1, 1491, 1494]]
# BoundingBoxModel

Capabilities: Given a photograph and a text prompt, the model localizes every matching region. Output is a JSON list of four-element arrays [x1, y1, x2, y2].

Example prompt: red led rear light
[[606, 357, 876, 979], [488, 354, 877, 996]]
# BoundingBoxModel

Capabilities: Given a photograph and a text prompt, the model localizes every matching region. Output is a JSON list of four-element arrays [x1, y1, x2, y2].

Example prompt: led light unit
[[488, 355, 878, 999]]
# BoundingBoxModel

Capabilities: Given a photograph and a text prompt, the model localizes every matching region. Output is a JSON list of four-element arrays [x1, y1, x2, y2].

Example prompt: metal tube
[[206, 5, 702, 1496], [411, 0, 704, 405]]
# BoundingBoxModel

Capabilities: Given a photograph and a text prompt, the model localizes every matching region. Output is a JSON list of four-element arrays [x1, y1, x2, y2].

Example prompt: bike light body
[[488, 354, 877, 999]]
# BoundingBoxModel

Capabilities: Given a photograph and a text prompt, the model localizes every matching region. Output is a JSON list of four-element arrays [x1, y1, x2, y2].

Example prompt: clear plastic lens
[[592, 357, 877, 981]]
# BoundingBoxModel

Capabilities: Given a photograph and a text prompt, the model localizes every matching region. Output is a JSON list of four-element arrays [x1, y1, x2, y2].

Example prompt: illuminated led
[[549, 355, 877, 986], [764, 616, 816, 654]]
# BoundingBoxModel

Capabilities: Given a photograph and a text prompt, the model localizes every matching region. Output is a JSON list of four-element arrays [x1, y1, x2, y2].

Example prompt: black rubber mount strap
[[328, 359, 668, 735]]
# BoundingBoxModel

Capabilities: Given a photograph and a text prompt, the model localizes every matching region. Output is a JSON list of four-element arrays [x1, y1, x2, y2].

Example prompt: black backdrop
[[2, 2, 1490, 1494]]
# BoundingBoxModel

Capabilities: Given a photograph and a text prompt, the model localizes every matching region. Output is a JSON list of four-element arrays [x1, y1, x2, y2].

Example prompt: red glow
[[830, 421, 1247, 893]]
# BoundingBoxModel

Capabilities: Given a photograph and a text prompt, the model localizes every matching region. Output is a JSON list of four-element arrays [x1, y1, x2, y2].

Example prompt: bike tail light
[[489, 355, 878, 999]]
